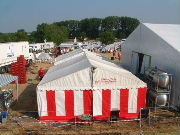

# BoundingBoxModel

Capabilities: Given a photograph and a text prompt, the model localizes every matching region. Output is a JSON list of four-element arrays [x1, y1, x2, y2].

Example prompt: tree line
[[0, 16, 140, 44]]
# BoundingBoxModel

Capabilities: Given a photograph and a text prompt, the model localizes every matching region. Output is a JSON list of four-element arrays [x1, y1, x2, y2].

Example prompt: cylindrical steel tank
[[149, 91, 168, 106], [145, 67, 170, 88]]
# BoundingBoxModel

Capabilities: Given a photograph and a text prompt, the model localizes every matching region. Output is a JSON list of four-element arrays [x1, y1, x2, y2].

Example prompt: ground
[[0, 52, 179, 135]]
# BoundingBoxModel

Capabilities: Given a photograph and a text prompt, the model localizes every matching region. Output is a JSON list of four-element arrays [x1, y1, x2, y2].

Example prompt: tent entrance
[[131, 51, 151, 74]]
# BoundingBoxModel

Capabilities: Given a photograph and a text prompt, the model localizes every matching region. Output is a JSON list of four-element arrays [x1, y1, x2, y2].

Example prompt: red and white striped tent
[[37, 49, 147, 122]]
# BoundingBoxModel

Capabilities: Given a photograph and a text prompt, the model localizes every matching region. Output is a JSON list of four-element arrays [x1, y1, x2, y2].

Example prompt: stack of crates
[[11, 63, 19, 76], [11, 55, 27, 84]]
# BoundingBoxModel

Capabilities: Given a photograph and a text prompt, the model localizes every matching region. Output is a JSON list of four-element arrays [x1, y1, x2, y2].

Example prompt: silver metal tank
[[149, 91, 168, 106], [145, 67, 170, 88]]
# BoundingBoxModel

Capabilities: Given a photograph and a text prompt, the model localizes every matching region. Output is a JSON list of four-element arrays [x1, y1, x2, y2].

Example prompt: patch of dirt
[[97, 51, 121, 63]]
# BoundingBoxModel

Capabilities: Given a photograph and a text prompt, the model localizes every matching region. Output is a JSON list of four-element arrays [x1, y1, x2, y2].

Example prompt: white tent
[[104, 42, 121, 51], [54, 49, 119, 67], [121, 23, 180, 109], [37, 52, 52, 61], [55, 49, 84, 65], [37, 49, 147, 122]]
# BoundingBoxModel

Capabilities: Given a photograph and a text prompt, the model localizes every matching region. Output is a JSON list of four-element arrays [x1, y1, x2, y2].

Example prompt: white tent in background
[[105, 42, 121, 51], [121, 23, 180, 109], [37, 49, 147, 122], [37, 52, 52, 61]]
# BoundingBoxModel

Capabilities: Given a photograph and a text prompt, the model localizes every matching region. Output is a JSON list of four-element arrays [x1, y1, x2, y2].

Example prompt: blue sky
[[0, 0, 179, 33]]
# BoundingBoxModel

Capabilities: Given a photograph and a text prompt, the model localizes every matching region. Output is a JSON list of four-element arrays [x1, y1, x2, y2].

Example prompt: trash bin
[[0, 111, 7, 123]]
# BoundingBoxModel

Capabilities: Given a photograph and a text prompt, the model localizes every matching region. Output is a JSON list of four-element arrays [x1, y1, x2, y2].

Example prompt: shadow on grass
[[10, 83, 39, 119]]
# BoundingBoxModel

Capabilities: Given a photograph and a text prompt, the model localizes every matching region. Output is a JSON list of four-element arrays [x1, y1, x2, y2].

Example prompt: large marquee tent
[[37, 49, 147, 122], [121, 23, 180, 109]]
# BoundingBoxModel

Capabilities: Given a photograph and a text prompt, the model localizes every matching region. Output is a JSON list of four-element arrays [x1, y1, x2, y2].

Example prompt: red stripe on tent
[[119, 89, 129, 118], [102, 89, 111, 120], [46, 90, 56, 116], [94, 89, 111, 120], [83, 90, 93, 115], [65, 90, 74, 117], [137, 87, 147, 112]]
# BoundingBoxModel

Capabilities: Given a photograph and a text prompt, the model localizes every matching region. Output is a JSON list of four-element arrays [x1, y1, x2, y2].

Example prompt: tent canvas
[[37, 49, 147, 122], [37, 52, 52, 61], [121, 23, 180, 109]]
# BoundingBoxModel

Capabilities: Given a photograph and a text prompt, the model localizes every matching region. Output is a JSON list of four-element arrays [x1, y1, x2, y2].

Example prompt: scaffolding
[[142, 67, 173, 123]]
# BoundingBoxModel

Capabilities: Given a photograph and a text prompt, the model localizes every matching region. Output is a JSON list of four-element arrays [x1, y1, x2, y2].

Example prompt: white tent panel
[[93, 66, 146, 90], [39, 58, 92, 86], [111, 90, 120, 111], [37, 91, 48, 116], [128, 88, 138, 113], [144, 23, 180, 53], [56, 91, 66, 116], [38, 67, 92, 91], [74, 91, 84, 116], [49, 54, 87, 74], [93, 90, 102, 116]]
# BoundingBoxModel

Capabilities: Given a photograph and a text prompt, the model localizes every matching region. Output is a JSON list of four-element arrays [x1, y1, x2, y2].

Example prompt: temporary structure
[[36, 52, 53, 62], [37, 50, 147, 122], [0, 74, 19, 100], [121, 23, 180, 109], [37, 52, 52, 60], [54, 49, 84, 65]]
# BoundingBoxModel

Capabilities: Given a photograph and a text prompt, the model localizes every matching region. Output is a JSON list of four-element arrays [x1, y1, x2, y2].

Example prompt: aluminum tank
[[149, 91, 168, 106], [145, 67, 170, 88]]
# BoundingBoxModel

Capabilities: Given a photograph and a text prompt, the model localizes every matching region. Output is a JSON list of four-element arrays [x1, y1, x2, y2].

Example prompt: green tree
[[0, 16, 140, 43], [100, 31, 115, 45], [36, 23, 48, 42], [35, 23, 69, 44], [44, 25, 69, 44], [0, 33, 17, 42], [28, 31, 37, 43], [101, 16, 119, 32], [80, 18, 102, 39], [54, 20, 80, 38], [117, 16, 140, 38], [15, 29, 28, 41]]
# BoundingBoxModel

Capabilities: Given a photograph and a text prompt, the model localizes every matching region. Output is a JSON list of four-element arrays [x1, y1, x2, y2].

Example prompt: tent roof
[[55, 49, 119, 68], [37, 52, 52, 60], [38, 49, 146, 90], [0, 74, 18, 87], [55, 49, 84, 62], [48, 51, 128, 75], [143, 23, 180, 53], [39, 58, 91, 86]]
